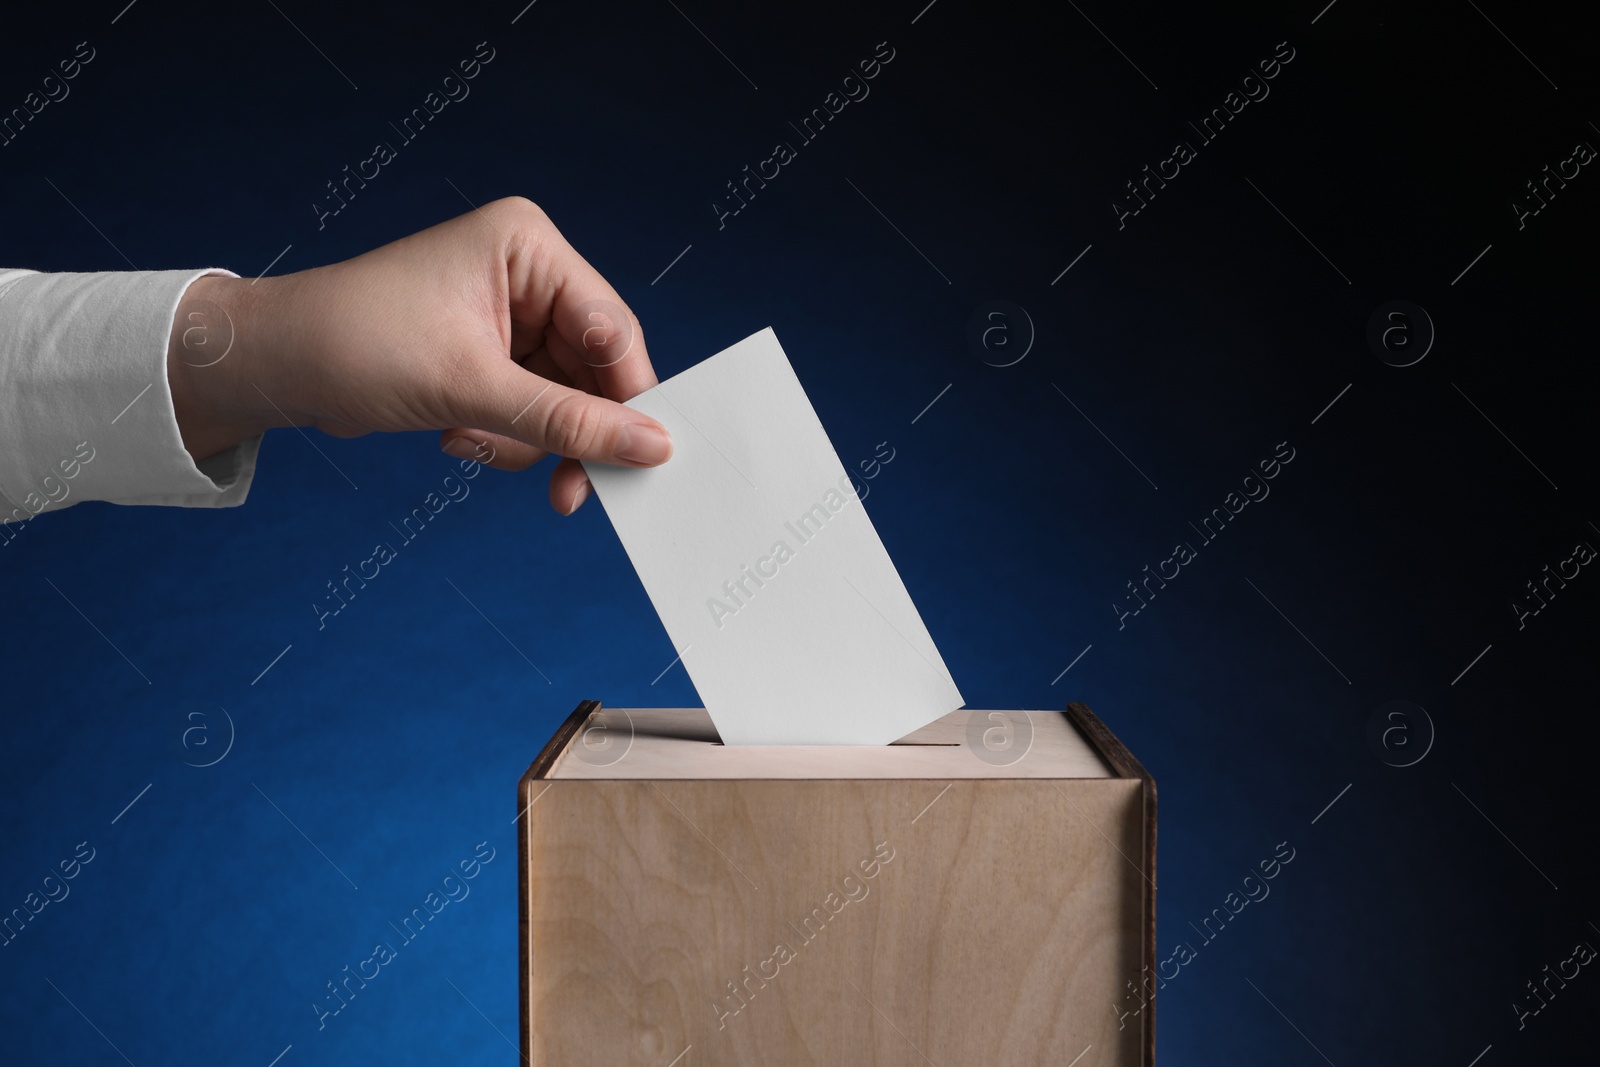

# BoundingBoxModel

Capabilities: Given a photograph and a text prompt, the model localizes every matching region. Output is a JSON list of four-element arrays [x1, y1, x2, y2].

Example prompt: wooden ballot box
[[518, 701, 1156, 1066]]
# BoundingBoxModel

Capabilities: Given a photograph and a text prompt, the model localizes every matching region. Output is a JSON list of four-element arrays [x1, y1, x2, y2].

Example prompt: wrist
[[168, 273, 281, 461]]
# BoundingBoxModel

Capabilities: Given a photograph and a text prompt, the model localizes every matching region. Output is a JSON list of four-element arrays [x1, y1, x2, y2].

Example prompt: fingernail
[[614, 423, 672, 465], [442, 437, 480, 461], [567, 478, 592, 515]]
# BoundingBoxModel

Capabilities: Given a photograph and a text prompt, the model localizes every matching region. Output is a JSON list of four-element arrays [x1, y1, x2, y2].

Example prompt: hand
[[167, 197, 671, 514]]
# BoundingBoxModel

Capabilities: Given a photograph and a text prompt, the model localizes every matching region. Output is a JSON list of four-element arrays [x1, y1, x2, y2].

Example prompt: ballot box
[[518, 701, 1156, 1066]]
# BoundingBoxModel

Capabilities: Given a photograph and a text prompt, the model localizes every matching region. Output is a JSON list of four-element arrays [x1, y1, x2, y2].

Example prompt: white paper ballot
[[582, 327, 964, 745]]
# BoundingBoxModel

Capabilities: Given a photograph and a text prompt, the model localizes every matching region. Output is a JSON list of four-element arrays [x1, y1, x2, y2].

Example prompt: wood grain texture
[[547, 707, 1113, 780], [520, 704, 1155, 1066], [1066, 700, 1158, 1063], [519, 698, 598, 1058]]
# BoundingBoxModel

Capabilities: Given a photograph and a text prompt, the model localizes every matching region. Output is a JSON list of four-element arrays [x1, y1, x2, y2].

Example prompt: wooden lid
[[539, 705, 1116, 780]]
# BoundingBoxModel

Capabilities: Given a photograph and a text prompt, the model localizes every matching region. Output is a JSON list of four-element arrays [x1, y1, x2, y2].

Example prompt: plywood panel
[[546, 708, 1113, 780], [522, 775, 1146, 1065]]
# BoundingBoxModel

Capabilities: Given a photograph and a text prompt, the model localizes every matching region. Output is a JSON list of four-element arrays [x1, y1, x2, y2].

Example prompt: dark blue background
[[2, 0, 1594, 1063]]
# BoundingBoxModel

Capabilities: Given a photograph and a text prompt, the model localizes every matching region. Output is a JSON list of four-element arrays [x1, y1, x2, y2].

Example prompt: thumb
[[460, 357, 673, 466]]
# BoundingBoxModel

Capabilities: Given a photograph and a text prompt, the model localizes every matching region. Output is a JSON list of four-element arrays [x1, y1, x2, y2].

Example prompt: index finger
[[497, 199, 659, 403]]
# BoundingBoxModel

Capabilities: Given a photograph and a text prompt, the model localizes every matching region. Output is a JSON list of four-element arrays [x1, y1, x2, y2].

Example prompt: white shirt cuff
[[0, 266, 261, 523]]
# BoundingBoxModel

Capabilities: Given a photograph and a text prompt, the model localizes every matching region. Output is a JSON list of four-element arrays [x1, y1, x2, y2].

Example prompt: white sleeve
[[0, 266, 262, 526]]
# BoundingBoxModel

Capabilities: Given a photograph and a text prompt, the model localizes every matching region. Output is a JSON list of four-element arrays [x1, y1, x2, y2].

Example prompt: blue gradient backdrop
[[2, 1, 1595, 1063]]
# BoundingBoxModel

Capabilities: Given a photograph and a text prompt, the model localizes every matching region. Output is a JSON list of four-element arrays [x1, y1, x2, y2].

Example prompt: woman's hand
[[167, 196, 671, 514]]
